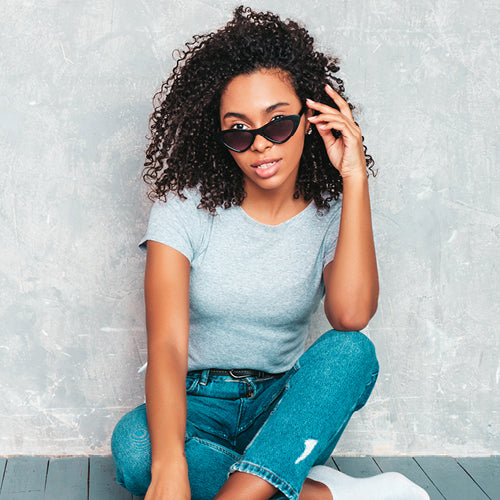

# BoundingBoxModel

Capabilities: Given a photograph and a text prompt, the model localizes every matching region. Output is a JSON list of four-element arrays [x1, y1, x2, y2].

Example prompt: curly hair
[[142, 5, 375, 214]]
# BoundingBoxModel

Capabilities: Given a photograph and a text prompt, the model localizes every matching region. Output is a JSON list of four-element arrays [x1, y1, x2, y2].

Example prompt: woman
[[112, 6, 429, 500]]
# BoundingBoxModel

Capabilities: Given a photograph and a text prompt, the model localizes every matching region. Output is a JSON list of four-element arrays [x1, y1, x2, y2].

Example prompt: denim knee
[[314, 329, 379, 373], [111, 404, 151, 496]]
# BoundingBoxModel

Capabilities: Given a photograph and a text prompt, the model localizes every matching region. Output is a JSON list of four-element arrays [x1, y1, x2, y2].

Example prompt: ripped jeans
[[111, 329, 379, 499]]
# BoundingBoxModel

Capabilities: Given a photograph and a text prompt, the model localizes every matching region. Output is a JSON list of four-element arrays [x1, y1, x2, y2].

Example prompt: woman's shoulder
[[139, 187, 210, 256]]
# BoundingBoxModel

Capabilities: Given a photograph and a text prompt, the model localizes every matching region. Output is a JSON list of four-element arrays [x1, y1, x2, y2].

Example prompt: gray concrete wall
[[1, 0, 498, 456]]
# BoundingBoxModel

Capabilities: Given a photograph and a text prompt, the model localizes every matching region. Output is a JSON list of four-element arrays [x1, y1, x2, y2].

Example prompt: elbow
[[328, 314, 370, 332], [325, 301, 378, 332]]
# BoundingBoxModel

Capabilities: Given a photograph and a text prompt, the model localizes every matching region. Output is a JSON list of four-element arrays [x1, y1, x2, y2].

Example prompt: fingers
[[306, 97, 337, 116], [308, 112, 360, 138], [306, 83, 359, 134], [306, 83, 354, 121], [324, 83, 354, 119]]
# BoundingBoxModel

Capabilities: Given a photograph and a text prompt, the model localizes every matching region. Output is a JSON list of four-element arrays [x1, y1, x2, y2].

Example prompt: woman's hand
[[306, 84, 366, 179], [144, 459, 191, 500]]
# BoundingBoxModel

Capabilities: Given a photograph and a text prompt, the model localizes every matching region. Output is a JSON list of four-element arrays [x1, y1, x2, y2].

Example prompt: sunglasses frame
[[216, 107, 306, 153]]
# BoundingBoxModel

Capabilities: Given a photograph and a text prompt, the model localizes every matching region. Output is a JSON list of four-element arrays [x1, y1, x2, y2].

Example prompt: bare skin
[[213, 472, 333, 500]]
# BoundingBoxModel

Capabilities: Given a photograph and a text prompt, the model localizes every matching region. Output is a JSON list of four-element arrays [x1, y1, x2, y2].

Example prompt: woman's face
[[219, 68, 312, 197]]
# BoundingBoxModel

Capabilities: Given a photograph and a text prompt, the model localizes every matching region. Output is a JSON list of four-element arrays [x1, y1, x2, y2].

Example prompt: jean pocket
[[186, 376, 199, 394], [237, 376, 290, 435]]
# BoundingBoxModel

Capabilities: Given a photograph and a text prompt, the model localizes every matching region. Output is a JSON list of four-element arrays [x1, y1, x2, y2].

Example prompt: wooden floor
[[0, 455, 498, 499]]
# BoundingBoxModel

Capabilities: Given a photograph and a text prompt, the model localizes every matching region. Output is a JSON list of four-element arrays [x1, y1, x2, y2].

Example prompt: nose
[[250, 132, 273, 152]]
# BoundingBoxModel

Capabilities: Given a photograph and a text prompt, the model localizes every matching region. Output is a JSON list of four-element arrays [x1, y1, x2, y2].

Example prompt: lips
[[251, 158, 281, 168], [252, 158, 281, 179]]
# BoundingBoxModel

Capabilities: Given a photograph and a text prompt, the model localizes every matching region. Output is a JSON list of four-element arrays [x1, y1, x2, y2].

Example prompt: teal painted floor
[[0, 455, 498, 499]]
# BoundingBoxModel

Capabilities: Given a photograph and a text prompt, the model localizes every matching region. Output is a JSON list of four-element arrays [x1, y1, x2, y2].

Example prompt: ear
[[305, 107, 314, 133]]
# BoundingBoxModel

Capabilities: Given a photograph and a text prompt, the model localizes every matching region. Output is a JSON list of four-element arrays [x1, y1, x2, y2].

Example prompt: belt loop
[[199, 369, 210, 386]]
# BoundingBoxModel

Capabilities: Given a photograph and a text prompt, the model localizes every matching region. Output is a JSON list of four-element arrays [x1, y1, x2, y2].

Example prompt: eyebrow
[[222, 102, 291, 121]]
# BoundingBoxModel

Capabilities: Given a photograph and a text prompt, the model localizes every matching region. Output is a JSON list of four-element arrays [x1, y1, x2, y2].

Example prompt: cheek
[[289, 134, 306, 157]]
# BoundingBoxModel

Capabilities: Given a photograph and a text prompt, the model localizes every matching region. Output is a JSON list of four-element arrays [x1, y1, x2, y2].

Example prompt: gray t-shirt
[[139, 188, 341, 373]]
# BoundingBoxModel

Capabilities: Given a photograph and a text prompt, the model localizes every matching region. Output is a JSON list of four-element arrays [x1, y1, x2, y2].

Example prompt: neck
[[241, 182, 309, 225]]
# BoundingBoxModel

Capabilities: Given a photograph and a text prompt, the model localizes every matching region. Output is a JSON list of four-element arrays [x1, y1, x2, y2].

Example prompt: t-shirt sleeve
[[138, 193, 201, 261], [322, 200, 342, 269]]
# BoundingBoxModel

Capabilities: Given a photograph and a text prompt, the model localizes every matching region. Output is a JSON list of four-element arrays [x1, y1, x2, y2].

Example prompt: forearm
[[324, 173, 379, 330], [145, 345, 188, 473]]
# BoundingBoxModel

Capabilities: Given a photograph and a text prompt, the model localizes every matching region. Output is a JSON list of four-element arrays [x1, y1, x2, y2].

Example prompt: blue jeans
[[111, 329, 379, 499]]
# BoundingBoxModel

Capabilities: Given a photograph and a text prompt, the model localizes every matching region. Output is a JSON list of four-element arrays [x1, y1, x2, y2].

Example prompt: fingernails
[[306, 98, 315, 104], [325, 83, 333, 91]]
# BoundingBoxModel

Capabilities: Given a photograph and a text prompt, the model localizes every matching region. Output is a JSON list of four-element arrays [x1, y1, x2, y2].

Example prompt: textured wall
[[1, 0, 498, 456]]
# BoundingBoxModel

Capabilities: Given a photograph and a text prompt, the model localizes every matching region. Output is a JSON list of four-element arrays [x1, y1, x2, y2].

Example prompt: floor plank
[[374, 456, 444, 500], [0, 455, 497, 499], [456, 456, 500, 500], [0, 458, 6, 491], [0, 456, 48, 500], [44, 457, 88, 500], [332, 456, 381, 477], [324, 456, 340, 470], [89, 456, 131, 500], [415, 456, 490, 500]]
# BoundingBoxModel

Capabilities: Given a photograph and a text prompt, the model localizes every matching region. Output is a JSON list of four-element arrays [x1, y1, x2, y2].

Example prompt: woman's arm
[[307, 85, 379, 331], [143, 240, 191, 499], [323, 174, 379, 330]]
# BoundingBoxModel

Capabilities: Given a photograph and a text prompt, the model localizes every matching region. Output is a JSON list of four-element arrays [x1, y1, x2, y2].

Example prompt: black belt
[[188, 368, 285, 379]]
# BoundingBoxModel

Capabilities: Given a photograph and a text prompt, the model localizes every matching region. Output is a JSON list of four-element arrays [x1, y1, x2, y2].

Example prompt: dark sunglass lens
[[264, 118, 295, 142], [223, 130, 253, 151]]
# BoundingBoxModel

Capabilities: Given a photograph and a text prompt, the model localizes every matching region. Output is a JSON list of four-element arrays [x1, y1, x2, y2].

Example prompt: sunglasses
[[216, 107, 305, 153]]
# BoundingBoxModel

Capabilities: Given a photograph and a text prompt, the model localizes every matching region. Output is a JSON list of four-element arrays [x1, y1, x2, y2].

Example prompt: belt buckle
[[228, 369, 249, 379]]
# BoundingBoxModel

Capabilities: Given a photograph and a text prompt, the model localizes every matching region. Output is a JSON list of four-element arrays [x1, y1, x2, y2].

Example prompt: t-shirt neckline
[[237, 200, 315, 228]]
